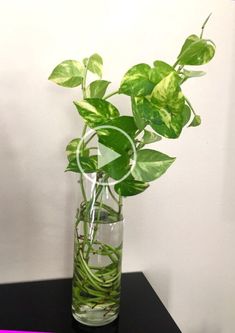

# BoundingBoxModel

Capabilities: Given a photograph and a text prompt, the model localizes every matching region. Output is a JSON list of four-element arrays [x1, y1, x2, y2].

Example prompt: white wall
[[0, 1, 234, 332]]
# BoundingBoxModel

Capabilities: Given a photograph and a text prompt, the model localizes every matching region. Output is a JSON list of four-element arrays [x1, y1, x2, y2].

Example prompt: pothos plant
[[49, 16, 215, 207], [49, 16, 215, 325]]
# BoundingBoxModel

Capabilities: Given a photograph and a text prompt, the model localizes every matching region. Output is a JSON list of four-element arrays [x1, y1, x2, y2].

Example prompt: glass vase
[[72, 174, 123, 327]]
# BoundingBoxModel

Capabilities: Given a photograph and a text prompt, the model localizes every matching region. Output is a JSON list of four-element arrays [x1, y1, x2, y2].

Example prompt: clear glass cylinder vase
[[72, 174, 123, 327]]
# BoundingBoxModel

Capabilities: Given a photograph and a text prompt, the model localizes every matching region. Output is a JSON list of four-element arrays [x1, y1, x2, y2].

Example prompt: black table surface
[[0, 272, 181, 333]]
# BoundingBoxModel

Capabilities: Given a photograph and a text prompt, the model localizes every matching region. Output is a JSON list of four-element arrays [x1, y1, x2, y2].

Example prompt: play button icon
[[98, 142, 121, 169], [76, 124, 137, 186]]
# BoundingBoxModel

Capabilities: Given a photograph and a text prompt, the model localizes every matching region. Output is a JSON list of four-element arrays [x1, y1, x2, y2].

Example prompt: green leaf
[[97, 116, 137, 154], [97, 116, 137, 180], [178, 35, 199, 59], [151, 72, 185, 114], [148, 72, 186, 138], [150, 104, 191, 138], [182, 69, 206, 78], [177, 34, 215, 66], [101, 154, 131, 181], [142, 130, 162, 144], [87, 80, 110, 98], [119, 64, 155, 96], [134, 97, 185, 139], [66, 138, 80, 161], [87, 53, 103, 78], [48, 60, 84, 87], [83, 57, 89, 67], [131, 96, 147, 130], [103, 115, 138, 137], [65, 155, 98, 173], [181, 105, 191, 126], [74, 98, 119, 127], [114, 176, 149, 196], [189, 115, 201, 127], [150, 113, 185, 138], [79, 155, 98, 172], [150, 61, 177, 85], [65, 159, 80, 173], [132, 149, 175, 182], [65, 138, 90, 162]]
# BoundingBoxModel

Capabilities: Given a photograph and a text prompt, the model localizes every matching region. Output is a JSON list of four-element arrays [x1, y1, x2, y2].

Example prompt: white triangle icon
[[98, 142, 121, 169]]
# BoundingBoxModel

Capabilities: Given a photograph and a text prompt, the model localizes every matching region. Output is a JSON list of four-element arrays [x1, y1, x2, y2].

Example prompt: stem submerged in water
[[73, 179, 123, 324], [73, 205, 122, 324]]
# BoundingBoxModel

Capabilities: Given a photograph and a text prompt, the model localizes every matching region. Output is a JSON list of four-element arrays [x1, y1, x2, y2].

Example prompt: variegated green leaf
[[135, 97, 188, 139], [74, 98, 119, 127], [142, 130, 162, 144], [97, 116, 137, 154], [181, 105, 191, 126], [177, 35, 215, 66], [131, 96, 147, 130], [182, 69, 206, 78], [66, 138, 90, 161], [83, 57, 89, 67], [114, 176, 149, 196], [151, 72, 185, 114], [178, 35, 199, 59], [150, 113, 183, 138], [87, 53, 103, 78], [150, 74, 185, 136], [119, 64, 155, 96], [150, 104, 192, 138], [48, 60, 84, 87], [101, 154, 130, 181], [65, 155, 98, 173], [150, 61, 177, 85], [66, 138, 80, 161], [132, 149, 175, 182], [87, 80, 110, 98]]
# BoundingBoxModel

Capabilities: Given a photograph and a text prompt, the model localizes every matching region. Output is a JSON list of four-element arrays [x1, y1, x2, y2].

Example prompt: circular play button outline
[[76, 125, 137, 186]]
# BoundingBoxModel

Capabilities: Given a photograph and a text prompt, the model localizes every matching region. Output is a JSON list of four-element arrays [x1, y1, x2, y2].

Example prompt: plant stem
[[104, 90, 119, 100], [173, 59, 179, 69], [84, 132, 96, 148], [177, 65, 184, 73], [79, 62, 89, 202], [82, 124, 87, 136], [79, 184, 106, 258], [85, 189, 104, 261], [81, 124, 88, 153], [80, 175, 87, 202], [118, 194, 123, 216], [107, 185, 119, 204], [87, 146, 98, 151], [135, 129, 143, 138], [180, 77, 188, 85], [80, 65, 89, 247], [79, 124, 88, 202], [200, 13, 212, 39]]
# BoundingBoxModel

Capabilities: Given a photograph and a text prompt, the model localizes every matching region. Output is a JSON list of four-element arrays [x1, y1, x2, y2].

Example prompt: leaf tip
[[189, 115, 202, 127]]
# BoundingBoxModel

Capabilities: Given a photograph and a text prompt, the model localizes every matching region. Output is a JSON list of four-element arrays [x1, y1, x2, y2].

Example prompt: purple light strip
[[0, 331, 53, 333]]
